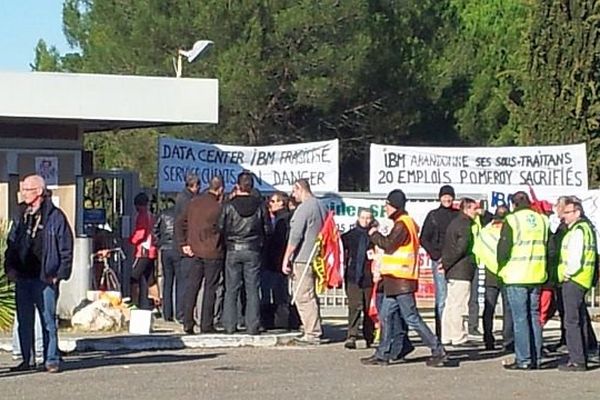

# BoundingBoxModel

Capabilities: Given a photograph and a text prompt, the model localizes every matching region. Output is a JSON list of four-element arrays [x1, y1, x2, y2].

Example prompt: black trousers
[[468, 270, 480, 333], [483, 286, 514, 348], [130, 257, 156, 310], [182, 257, 223, 332], [562, 281, 597, 365], [557, 284, 597, 351], [346, 283, 375, 345], [223, 250, 261, 334], [161, 249, 183, 321]]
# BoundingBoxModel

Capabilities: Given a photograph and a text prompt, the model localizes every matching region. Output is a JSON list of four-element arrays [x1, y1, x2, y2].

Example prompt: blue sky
[[0, 1, 71, 71]]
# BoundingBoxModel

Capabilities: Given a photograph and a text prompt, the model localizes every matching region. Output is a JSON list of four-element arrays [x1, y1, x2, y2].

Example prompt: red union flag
[[312, 211, 344, 293]]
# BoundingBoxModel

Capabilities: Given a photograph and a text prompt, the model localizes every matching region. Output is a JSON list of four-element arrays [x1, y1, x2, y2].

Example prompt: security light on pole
[[173, 40, 214, 78]]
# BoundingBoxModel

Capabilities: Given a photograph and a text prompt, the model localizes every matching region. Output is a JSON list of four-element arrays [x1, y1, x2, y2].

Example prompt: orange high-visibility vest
[[380, 214, 420, 280]]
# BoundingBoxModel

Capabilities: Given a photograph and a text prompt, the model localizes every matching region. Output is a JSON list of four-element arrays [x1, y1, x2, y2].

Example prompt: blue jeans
[[379, 292, 445, 358], [15, 278, 60, 367], [505, 285, 542, 367], [431, 260, 447, 337], [375, 296, 414, 360]]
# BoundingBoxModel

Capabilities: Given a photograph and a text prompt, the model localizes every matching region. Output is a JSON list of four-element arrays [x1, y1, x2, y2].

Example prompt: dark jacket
[[342, 225, 373, 288], [370, 211, 418, 296], [176, 192, 224, 260], [264, 209, 291, 272], [420, 205, 458, 261], [153, 206, 176, 251], [173, 188, 197, 249], [4, 197, 73, 281], [442, 212, 476, 281], [218, 194, 272, 252]]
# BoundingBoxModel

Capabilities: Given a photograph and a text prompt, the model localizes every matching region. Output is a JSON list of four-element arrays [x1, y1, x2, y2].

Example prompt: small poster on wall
[[35, 156, 59, 188]]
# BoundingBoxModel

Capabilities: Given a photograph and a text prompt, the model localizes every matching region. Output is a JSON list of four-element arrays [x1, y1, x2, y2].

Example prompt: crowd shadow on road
[[0, 350, 224, 378]]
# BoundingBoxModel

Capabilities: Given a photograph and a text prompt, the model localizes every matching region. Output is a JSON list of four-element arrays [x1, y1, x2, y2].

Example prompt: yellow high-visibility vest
[[473, 221, 502, 275], [380, 214, 420, 280], [558, 219, 597, 290], [499, 208, 548, 285]]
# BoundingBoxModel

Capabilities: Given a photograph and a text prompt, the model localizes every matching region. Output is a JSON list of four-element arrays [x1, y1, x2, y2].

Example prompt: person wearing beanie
[[361, 189, 447, 367], [420, 185, 459, 338]]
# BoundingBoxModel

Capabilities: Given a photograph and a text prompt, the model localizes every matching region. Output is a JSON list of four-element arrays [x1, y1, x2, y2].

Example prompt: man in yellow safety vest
[[556, 196, 598, 372], [497, 191, 548, 370], [473, 205, 513, 351]]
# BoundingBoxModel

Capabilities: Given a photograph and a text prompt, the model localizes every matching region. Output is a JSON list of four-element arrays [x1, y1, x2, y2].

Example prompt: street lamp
[[173, 40, 214, 78]]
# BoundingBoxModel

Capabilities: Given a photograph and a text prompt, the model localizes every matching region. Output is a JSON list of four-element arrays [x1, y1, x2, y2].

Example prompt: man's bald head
[[21, 174, 46, 207]]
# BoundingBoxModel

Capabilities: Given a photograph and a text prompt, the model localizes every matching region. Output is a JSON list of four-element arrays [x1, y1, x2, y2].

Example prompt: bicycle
[[90, 247, 126, 292]]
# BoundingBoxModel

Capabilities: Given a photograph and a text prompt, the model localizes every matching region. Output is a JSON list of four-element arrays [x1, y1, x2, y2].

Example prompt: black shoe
[[502, 344, 514, 353], [201, 327, 218, 334], [484, 342, 496, 351], [503, 361, 534, 371], [183, 327, 195, 335], [558, 362, 587, 372], [9, 362, 35, 372], [426, 353, 448, 367], [469, 329, 483, 337], [345, 339, 357, 350], [360, 355, 389, 366]]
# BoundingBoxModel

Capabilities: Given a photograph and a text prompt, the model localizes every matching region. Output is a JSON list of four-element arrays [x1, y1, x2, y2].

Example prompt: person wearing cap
[[497, 191, 548, 370], [556, 196, 598, 371], [473, 205, 514, 351], [440, 198, 480, 346], [361, 189, 447, 367], [420, 185, 459, 338]]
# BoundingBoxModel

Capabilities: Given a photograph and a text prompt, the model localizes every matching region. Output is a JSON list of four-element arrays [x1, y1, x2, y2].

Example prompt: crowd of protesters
[[356, 186, 599, 372], [150, 172, 318, 342], [5, 170, 599, 374]]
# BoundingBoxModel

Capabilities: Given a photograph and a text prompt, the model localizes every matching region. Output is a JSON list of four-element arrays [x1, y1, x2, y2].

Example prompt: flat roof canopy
[[0, 71, 218, 132]]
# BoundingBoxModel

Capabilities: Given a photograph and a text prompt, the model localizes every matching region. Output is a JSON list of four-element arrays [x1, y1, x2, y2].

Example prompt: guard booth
[[0, 71, 218, 318]]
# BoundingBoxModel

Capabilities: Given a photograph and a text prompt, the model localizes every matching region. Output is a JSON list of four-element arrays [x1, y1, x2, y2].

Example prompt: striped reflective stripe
[[510, 256, 546, 262], [515, 239, 546, 246]]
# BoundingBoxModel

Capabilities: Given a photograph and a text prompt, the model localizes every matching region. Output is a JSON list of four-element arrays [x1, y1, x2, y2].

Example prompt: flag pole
[[290, 240, 320, 305]]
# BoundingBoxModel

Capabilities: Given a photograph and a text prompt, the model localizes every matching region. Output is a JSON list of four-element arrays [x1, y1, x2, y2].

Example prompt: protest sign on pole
[[158, 137, 339, 193], [370, 143, 588, 196]]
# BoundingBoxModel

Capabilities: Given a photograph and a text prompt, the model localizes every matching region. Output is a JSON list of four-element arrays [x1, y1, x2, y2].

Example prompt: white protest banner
[[158, 137, 339, 193], [370, 143, 588, 196]]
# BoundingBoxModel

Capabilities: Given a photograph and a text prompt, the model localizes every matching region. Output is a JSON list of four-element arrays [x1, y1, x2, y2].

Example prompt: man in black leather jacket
[[153, 203, 181, 322], [218, 172, 272, 334]]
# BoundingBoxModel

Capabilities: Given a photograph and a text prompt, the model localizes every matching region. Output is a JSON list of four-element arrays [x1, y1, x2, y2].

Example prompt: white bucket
[[129, 309, 153, 334]]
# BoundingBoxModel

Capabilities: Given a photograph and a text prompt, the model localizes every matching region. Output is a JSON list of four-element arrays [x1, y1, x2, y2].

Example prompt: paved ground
[[1, 323, 599, 400]]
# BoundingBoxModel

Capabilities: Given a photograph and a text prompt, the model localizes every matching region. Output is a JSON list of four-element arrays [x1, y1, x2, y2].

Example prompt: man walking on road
[[361, 189, 447, 367], [282, 179, 327, 345]]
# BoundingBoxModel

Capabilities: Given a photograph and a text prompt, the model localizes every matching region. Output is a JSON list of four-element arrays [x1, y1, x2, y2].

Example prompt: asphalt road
[[1, 332, 599, 400]]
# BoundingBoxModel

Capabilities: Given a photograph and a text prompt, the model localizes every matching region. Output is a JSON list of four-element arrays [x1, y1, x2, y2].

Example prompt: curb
[[0, 332, 303, 354]]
